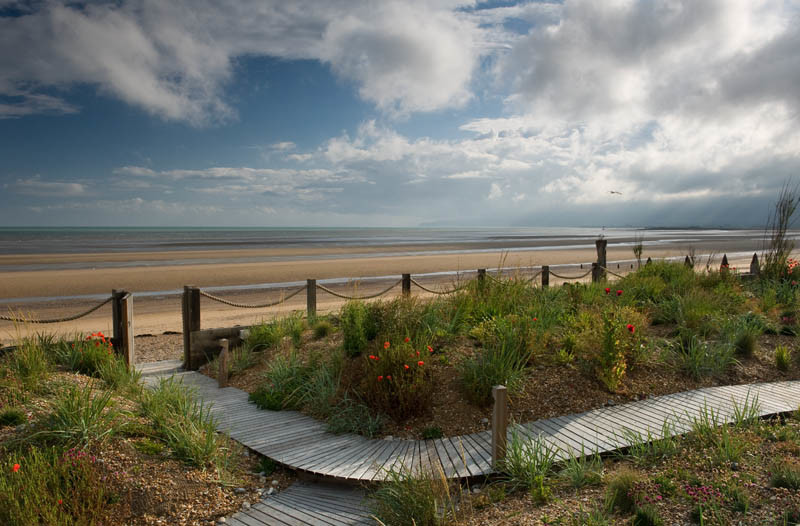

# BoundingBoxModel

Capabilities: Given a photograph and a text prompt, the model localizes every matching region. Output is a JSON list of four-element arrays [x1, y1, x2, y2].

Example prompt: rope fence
[[410, 277, 469, 295], [0, 296, 113, 324], [316, 279, 402, 300], [598, 265, 627, 279], [199, 286, 307, 309], [547, 268, 594, 280]]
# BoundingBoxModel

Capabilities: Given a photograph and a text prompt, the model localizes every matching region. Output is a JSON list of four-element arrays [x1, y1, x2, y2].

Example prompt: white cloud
[[0, 1, 488, 123], [487, 182, 503, 200], [12, 176, 86, 197]]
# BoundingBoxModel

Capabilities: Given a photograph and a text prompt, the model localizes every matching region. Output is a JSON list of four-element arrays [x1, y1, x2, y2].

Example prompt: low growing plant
[[776, 345, 791, 372], [370, 465, 461, 526], [604, 468, 640, 514], [33, 382, 121, 448], [500, 429, 559, 491], [560, 445, 603, 488], [0, 407, 25, 427]]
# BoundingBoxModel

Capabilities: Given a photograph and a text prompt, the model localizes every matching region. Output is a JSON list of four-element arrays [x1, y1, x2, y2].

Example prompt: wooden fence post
[[182, 285, 200, 370], [121, 293, 134, 369], [684, 255, 693, 268], [721, 254, 729, 272], [477, 268, 486, 284], [595, 239, 607, 280], [646, 257, 652, 265], [111, 289, 127, 351], [541, 265, 549, 288], [591, 262, 599, 283], [307, 279, 317, 318], [218, 339, 229, 388], [492, 385, 508, 469], [750, 253, 760, 276], [402, 274, 411, 297]]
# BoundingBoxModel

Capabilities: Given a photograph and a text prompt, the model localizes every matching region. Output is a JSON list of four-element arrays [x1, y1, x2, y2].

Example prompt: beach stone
[[272, 480, 279, 486], [606, 399, 616, 407], [234, 487, 246, 495], [480, 418, 489, 425], [242, 502, 251, 511], [267, 487, 275, 496], [385, 435, 394, 441], [472, 487, 481, 494], [216, 518, 226, 525], [259, 476, 266, 484]]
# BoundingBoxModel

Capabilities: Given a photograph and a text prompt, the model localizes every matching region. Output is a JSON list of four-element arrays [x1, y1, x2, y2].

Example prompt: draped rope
[[0, 297, 113, 324], [547, 268, 594, 280], [409, 278, 468, 295], [199, 286, 307, 309], [316, 280, 402, 300]]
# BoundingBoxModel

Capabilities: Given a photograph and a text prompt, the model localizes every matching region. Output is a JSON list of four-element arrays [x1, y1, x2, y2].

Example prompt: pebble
[[216, 518, 226, 525], [242, 502, 251, 511], [259, 476, 266, 484], [267, 488, 275, 496], [472, 487, 481, 494], [606, 399, 616, 407], [272, 480, 279, 486], [385, 435, 394, 441], [234, 487, 247, 495], [243, 450, 249, 457], [480, 418, 489, 425]]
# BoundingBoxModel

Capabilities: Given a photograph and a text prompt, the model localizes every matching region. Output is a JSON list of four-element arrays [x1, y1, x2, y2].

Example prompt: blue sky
[[1, 0, 799, 227]]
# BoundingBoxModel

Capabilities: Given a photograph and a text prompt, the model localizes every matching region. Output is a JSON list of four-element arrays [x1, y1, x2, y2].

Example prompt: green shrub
[[249, 352, 312, 410], [326, 397, 384, 438], [341, 301, 369, 356], [312, 319, 333, 339], [34, 383, 121, 448], [4, 336, 51, 390], [0, 445, 116, 526], [55, 333, 115, 377], [421, 426, 443, 440], [771, 462, 800, 490], [500, 430, 558, 491], [776, 345, 791, 372], [246, 314, 305, 351], [361, 337, 434, 419], [140, 377, 226, 469], [633, 505, 664, 526], [370, 466, 458, 526], [0, 407, 25, 427], [732, 330, 758, 358], [97, 355, 141, 392], [604, 469, 640, 514]]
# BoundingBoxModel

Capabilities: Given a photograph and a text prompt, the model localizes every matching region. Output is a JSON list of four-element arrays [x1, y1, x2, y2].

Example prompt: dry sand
[[0, 240, 770, 354]]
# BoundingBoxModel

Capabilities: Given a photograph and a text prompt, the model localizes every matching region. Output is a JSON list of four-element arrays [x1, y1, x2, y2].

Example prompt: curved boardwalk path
[[141, 365, 800, 525]]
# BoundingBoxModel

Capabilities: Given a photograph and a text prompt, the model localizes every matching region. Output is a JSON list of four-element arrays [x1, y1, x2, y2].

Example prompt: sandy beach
[[0, 233, 773, 356]]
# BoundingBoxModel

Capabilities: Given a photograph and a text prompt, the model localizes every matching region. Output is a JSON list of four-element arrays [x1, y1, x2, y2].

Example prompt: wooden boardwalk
[[149, 371, 800, 482], [142, 369, 799, 525]]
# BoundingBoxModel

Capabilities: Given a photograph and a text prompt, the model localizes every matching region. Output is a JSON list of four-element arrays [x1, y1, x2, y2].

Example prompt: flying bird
[[609, 190, 622, 195]]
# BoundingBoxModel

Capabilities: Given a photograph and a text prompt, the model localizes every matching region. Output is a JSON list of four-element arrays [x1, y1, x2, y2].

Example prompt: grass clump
[[0, 445, 116, 526], [604, 468, 640, 514], [246, 314, 306, 351], [500, 430, 558, 493], [632, 505, 664, 526], [421, 425, 444, 440], [668, 334, 737, 380], [370, 466, 461, 526], [326, 396, 385, 437], [341, 300, 370, 356], [33, 383, 121, 448], [249, 352, 312, 410], [312, 319, 333, 339], [3, 335, 51, 391], [0, 407, 25, 427], [771, 462, 800, 490], [140, 377, 226, 469], [560, 445, 603, 488], [776, 344, 792, 372]]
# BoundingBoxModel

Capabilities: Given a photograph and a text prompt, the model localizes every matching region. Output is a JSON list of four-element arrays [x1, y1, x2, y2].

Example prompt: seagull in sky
[[609, 190, 622, 195]]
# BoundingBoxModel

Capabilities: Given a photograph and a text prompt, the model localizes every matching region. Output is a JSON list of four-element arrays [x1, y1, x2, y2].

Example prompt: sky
[[1, 0, 799, 228]]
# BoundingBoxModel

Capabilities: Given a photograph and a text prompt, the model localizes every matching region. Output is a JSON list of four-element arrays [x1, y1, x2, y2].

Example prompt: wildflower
[[417, 361, 424, 366], [58, 499, 63, 505], [626, 324, 635, 333], [415, 350, 420, 357], [427, 345, 433, 353], [384, 341, 390, 349], [605, 287, 610, 294], [616, 289, 623, 296], [404, 337, 410, 343], [378, 376, 383, 382], [12, 463, 19, 473], [404, 364, 409, 370], [533, 317, 538, 322], [368, 355, 377, 360], [386, 375, 392, 381]]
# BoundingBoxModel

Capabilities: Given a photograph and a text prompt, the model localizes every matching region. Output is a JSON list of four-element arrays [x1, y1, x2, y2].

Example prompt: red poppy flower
[[384, 341, 390, 349], [386, 375, 392, 381], [12, 463, 19, 473], [605, 287, 610, 294], [427, 345, 433, 353], [415, 350, 420, 357], [378, 376, 383, 381], [404, 337, 410, 343], [58, 499, 63, 505], [626, 324, 635, 333], [533, 317, 538, 322], [417, 361, 424, 366], [616, 290, 623, 296], [404, 364, 409, 370]]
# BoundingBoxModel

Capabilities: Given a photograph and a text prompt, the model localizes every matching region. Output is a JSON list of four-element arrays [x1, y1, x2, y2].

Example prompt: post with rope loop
[[491, 385, 508, 469], [307, 279, 317, 319], [182, 285, 201, 370], [111, 289, 128, 352], [402, 274, 411, 298], [750, 253, 760, 276], [595, 238, 607, 281], [541, 265, 550, 288], [591, 262, 600, 283], [121, 293, 134, 369], [477, 269, 486, 295]]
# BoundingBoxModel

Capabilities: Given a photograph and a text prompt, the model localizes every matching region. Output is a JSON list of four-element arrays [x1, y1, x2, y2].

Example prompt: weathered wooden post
[[591, 262, 600, 282], [121, 293, 134, 369], [402, 274, 411, 297], [477, 268, 486, 283], [306, 279, 317, 319], [720, 254, 729, 272], [111, 289, 128, 351], [595, 239, 607, 280], [750, 253, 760, 276], [218, 338, 229, 388], [684, 255, 693, 268], [541, 265, 550, 288], [646, 257, 652, 265], [492, 385, 508, 469], [182, 285, 200, 370]]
